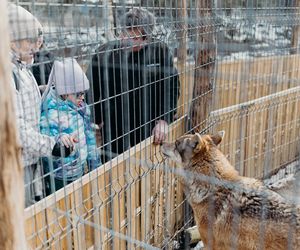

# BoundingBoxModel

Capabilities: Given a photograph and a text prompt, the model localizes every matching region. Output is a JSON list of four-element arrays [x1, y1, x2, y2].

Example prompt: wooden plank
[[140, 146, 152, 246], [111, 160, 126, 250], [91, 178, 101, 249], [288, 97, 298, 161], [126, 148, 141, 249], [47, 195, 72, 250], [166, 169, 176, 239], [245, 107, 255, 177], [83, 181, 94, 249], [255, 105, 267, 177], [152, 155, 164, 247], [25, 216, 37, 249], [72, 185, 86, 250]]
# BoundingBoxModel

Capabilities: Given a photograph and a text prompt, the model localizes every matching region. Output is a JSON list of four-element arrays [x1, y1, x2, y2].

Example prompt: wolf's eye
[[175, 140, 180, 148]]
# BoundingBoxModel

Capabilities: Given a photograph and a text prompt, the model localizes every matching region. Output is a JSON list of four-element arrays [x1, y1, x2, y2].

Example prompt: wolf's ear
[[191, 133, 204, 150], [211, 131, 225, 146]]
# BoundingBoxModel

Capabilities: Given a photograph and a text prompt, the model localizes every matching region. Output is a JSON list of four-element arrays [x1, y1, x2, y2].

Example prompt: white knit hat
[[48, 59, 90, 95], [8, 3, 43, 42]]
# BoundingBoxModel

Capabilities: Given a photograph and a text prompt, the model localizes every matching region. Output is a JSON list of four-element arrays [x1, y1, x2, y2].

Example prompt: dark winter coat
[[31, 50, 54, 86], [87, 39, 180, 159]]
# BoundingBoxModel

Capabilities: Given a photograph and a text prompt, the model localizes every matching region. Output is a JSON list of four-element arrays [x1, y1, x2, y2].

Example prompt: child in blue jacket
[[40, 58, 101, 194]]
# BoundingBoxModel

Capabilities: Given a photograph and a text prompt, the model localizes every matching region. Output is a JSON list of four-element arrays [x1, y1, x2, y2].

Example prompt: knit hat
[[8, 3, 43, 42], [48, 58, 90, 95]]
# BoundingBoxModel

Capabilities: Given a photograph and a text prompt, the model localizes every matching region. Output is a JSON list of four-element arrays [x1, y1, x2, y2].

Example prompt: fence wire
[[6, 0, 300, 249]]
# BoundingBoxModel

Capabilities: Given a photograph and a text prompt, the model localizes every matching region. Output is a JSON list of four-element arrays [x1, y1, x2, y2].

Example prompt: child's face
[[65, 92, 85, 106]]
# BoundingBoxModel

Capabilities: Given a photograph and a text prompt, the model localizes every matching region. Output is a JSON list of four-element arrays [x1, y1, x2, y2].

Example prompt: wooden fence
[[215, 54, 300, 109], [211, 86, 300, 178], [25, 55, 300, 249], [25, 118, 187, 250]]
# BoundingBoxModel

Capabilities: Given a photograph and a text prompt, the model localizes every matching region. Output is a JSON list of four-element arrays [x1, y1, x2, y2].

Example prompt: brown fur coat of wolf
[[161, 132, 300, 250]]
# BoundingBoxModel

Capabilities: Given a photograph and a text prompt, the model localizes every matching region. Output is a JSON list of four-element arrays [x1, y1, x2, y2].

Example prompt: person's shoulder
[[92, 40, 121, 63], [146, 38, 170, 51], [95, 40, 121, 53]]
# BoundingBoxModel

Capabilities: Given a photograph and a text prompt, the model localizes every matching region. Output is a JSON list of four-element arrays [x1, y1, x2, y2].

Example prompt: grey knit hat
[[120, 8, 156, 36], [48, 58, 90, 95], [8, 3, 43, 42]]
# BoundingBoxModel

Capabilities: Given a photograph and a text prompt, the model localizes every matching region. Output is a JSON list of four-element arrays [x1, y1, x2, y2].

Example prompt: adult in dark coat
[[87, 8, 180, 161], [31, 44, 54, 86]]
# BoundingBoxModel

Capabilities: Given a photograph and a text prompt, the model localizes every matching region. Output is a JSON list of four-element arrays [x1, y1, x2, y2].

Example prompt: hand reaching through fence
[[59, 134, 78, 149], [152, 120, 169, 145], [51, 134, 78, 157]]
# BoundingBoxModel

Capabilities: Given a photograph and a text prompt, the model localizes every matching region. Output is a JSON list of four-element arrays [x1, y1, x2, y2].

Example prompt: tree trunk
[[0, 1, 27, 249], [190, 0, 216, 132]]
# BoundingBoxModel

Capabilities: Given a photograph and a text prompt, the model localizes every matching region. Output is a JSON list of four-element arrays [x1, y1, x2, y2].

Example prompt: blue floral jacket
[[40, 88, 101, 181]]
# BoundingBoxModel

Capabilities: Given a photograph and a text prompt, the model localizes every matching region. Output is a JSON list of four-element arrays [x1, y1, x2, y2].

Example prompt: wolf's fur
[[161, 132, 300, 250]]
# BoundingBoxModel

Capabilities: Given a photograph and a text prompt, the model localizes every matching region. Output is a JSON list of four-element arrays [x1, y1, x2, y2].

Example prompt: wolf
[[161, 131, 300, 250]]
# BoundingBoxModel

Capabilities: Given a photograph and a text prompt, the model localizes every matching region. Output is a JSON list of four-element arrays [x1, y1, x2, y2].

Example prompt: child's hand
[[52, 134, 78, 157], [59, 134, 78, 149]]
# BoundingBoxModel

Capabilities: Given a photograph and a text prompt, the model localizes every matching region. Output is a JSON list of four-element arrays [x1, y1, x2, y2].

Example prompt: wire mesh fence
[[5, 0, 300, 249]]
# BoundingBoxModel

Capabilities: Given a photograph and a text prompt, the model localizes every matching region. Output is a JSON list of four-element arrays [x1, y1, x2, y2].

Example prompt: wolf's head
[[161, 131, 239, 182], [161, 131, 225, 165]]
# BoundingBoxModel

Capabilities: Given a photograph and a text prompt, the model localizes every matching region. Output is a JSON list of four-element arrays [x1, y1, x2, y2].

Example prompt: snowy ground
[[264, 160, 300, 205], [215, 10, 293, 60]]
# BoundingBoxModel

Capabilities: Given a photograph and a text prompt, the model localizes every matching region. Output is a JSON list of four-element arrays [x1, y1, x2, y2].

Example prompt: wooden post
[[103, 0, 115, 41], [0, 1, 27, 249], [175, 0, 188, 118], [190, 0, 216, 131], [291, 0, 300, 54]]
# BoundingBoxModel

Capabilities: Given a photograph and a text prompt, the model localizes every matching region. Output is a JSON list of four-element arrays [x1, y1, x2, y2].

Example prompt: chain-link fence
[[6, 0, 300, 249]]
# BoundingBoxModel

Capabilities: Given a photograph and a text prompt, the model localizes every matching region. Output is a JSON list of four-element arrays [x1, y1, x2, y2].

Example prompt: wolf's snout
[[160, 143, 168, 156]]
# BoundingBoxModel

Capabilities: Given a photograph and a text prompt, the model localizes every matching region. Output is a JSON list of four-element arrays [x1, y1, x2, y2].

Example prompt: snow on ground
[[215, 9, 293, 60], [192, 241, 204, 250], [264, 160, 300, 205], [43, 26, 107, 56]]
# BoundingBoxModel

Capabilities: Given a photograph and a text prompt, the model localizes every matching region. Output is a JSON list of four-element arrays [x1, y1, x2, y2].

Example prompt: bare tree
[[0, 1, 27, 249]]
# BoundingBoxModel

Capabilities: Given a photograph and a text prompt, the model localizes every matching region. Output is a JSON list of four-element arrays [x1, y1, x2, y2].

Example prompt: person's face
[[125, 27, 147, 51], [11, 36, 43, 64], [65, 92, 85, 106]]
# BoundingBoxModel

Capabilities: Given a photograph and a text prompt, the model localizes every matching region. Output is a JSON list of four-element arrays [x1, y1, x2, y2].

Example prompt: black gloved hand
[[52, 142, 72, 157]]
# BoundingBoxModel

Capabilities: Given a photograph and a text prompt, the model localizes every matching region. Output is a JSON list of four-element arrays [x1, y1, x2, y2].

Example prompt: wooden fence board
[[215, 55, 300, 109], [211, 86, 300, 177]]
